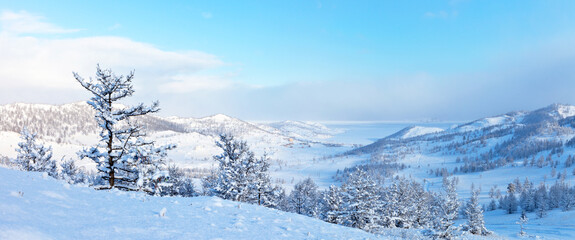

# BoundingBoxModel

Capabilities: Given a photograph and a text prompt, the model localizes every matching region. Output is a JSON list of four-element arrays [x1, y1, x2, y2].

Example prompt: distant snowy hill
[[4, 102, 575, 239], [0, 102, 337, 144], [0, 102, 349, 186], [353, 104, 575, 160], [0, 102, 98, 144], [0, 167, 418, 240], [335, 104, 575, 239], [385, 126, 444, 140]]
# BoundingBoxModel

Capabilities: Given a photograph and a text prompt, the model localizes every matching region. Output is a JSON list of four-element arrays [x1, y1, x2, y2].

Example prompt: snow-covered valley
[[3, 102, 575, 239]]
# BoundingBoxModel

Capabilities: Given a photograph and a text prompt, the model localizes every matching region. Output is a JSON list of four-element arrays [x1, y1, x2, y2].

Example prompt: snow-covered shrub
[[14, 127, 54, 173], [160, 165, 196, 197]]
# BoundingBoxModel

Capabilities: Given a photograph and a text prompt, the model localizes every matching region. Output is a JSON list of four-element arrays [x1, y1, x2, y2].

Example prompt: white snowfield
[[388, 126, 444, 140], [0, 167, 399, 240], [555, 104, 575, 119], [4, 102, 575, 239]]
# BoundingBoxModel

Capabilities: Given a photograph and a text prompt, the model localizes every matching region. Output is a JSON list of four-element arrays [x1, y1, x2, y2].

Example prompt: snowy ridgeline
[[0, 167, 428, 240], [0, 102, 339, 145], [344, 103, 575, 189], [0, 102, 347, 174]]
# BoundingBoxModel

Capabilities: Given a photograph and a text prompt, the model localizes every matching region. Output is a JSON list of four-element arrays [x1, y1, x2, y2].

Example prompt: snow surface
[[3, 103, 575, 239], [386, 126, 445, 139], [0, 167, 416, 240], [455, 114, 521, 133], [555, 104, 575, 119], [400, 126, 444, 139]]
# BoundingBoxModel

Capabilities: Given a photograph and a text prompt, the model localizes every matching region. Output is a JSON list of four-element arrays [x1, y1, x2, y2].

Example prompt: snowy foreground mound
[[0, 167, 415, 240]]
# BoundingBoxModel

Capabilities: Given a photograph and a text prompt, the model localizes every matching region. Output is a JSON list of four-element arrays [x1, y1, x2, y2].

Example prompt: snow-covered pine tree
[[535, 183, 548, 218], [133, 143, 176, 195], [212, 134, 250, 201], [212, 134, 277, 205], [322, 185, 344, 224], [15, 127, 54, 172], [162, 165, 196, 197], [45, 158, 59, 178], [520, 178, 535, 212], [202, 170, 218, 196], [380, 177, 432, 229], [249, 153, 281, 207], [275, 188, 289, 211], [501, 191, 518, 214], [487, 185, 498, 211], [340, 169, 381, 233], [431, 176, 460, 239], [288, 177, 321, 218], [548, 179, 567, 209], [60, 158, 80, 183], [463, 188, 490, 235], [560, 187, 575, 211], [75, 65, 167, 190]]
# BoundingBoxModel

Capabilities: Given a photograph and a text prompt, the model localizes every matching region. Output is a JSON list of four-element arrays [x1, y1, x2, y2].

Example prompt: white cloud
[[0, 35, 223, 89], [0, 10, 227, 106], [0, 10, 80, 34], [2, 10, 575, 121]]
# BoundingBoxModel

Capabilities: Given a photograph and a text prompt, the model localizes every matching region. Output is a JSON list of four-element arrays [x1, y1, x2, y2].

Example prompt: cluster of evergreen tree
[[10, 125, 197, 197], [203, 134, 282, 207], [201, 133, 491, 238], [14, 127, 55, 173], [282, 173, 490, 238], [488, 177, 575, 218], [333, 161, 405, 184], [10, 127, 93, 184]]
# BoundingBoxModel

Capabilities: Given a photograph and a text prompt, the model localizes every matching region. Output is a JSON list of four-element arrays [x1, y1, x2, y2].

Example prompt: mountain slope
[[0, 102, 349, 188], [0, 167, 416, 240], [352, 104, 575, 161], [385, 126, 444, 140], [0, 102, 337, 144]]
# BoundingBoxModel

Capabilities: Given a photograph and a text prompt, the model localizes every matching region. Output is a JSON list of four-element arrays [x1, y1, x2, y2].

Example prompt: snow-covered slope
[[385, 126, 444, 140], [0, 102, 351, 189], [0, 167, 408, 240], [4, 102, 575, 239], [0, 102, 339, 145], [0, 102, 98, 143], [454, 112, 524, 133], [354, 104, 575, 157], [336, 104, 575, 239]]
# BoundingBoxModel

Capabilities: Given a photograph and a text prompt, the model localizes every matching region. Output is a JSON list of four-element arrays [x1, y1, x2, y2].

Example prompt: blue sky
[[1, 1, 575, 121]]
